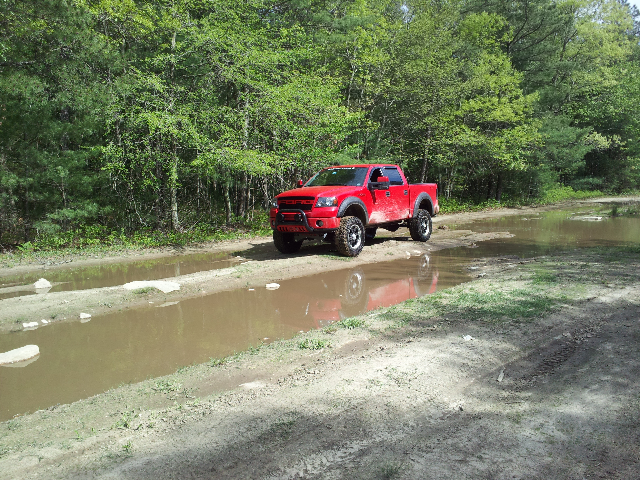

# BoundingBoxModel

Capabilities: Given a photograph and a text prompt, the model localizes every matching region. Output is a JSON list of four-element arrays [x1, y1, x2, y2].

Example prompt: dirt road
[[1, 200, 639, 479]]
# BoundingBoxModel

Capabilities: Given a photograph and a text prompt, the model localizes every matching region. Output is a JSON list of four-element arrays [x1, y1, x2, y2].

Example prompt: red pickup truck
[[269, 164, 439, 256]]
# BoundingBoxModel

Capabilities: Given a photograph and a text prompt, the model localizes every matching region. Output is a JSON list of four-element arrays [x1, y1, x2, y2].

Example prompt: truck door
[[367, 167, 393, 224], [383, 166, 410, 221], [367, 166, 409, 224]]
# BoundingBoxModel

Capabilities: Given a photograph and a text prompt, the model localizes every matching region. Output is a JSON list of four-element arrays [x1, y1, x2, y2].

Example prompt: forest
[[0, 0, 639, 246]]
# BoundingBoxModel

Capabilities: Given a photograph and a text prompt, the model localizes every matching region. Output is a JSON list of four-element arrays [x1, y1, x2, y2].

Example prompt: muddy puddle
[[0, 252, 470, 420], [452, 205, 640, 257], [1, 205, 638, 420], [0, 251, 242, 301]]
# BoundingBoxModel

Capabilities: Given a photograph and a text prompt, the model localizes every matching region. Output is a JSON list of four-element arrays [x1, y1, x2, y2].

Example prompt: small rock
[[266, 283, 280, 290], [463, 335, 473, 341], [122, 280, 180, 293], [41, 319, 49, 324], [23, 322, 39, 329], [80, 313, 92, 319], [0, 345, 40, 365], [497, 369, 504, 382], [34, 278, 52, 289]]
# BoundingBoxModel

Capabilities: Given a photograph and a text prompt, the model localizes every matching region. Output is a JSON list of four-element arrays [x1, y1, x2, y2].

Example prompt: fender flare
[[413, 193, 434, 217], [337, 197, 369, 225]]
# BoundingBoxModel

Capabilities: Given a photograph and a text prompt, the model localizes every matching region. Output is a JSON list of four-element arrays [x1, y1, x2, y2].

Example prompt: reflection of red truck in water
[[275, 255, 439, 330], [269, 164, 439, 256]]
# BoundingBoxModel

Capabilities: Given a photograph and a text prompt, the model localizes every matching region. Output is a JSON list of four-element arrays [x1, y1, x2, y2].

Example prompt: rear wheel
[[273, 230, 303, 254], [408, 209, 432, 242], [335, 216, 365, 257]]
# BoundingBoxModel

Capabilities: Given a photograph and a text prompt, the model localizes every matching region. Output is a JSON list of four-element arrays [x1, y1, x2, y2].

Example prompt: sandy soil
[[1, 198, 639, 479]]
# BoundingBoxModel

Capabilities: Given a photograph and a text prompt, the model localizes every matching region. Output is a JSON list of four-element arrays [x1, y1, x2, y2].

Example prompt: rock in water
[[34, 278, 52, 289], [0, 345, 40, 366]]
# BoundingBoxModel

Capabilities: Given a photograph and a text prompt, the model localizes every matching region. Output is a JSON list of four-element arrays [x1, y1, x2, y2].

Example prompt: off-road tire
[[335, 216, 365, 257], [408, 209, 432, 242], [365, 227, 377, 243], [273, 230, 303, 254]]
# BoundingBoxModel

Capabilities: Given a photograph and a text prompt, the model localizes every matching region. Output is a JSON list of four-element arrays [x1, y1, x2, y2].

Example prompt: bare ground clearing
[[1, 199, 639, 479]]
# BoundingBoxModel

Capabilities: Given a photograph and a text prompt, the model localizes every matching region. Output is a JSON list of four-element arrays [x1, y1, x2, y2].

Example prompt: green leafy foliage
[[1, 0, 638, 249]]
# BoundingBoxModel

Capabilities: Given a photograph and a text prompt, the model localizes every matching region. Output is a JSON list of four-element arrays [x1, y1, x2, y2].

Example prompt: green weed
[[132, 287, 156, 294], [338, 318, 365, 330], [298, 338, 329, 350], [208, 357, 228, 367], [113, 411, 136, 429], [152, 379, 182, 394]]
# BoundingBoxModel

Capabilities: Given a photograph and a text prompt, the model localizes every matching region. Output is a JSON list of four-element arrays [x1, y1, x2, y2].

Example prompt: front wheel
[[273, 230, 303, 254], [408, 209, 432, 242], [335, 216, 365, 257]]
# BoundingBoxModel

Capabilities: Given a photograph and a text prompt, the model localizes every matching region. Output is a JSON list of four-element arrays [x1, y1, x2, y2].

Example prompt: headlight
[[315, 196, 338, 208], [270, 197, 278, 208]]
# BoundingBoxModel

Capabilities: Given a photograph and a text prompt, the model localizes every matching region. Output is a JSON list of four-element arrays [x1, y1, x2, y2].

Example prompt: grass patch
[[388, 281, 563, 326], [438, 187, 606, 215], [611, 204, 640, 217], [298, 338, 329, 350], [208, 357, 228, 367], [337, 318, 365, 329], [531, 269, 557, 284], [132, 287, 157, 295], [152, 379, 182, 394], [113, 411, 136, 429], [0, 212, 272, 261], [539, 185, 603, 204]]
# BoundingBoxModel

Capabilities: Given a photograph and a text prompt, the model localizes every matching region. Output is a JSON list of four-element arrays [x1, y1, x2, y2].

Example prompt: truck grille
[[278, 197, 315, 211]]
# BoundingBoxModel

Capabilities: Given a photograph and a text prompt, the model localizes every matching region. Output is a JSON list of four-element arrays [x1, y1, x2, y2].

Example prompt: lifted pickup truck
[[269, 164, 439, 256]]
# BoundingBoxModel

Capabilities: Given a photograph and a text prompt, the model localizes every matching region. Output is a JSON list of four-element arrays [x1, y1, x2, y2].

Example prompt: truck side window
[[384, 167, 404, 186]]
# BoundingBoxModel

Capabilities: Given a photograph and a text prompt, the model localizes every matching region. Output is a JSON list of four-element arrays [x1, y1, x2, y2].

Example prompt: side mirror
[[297, 180, 304, 188], [369, 176, 390, 191]]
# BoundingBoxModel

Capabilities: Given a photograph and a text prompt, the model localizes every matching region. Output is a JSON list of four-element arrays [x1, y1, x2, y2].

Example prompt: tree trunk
[[223, 183, 231, 224], [486, 176, 493, 201], [495, 173, 503, 202], [170, 142, 181, 231], [420, 128, 432, 182]]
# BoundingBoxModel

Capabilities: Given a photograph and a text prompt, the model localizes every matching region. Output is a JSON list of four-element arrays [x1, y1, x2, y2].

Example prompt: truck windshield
[[306, 167, 368, 187]]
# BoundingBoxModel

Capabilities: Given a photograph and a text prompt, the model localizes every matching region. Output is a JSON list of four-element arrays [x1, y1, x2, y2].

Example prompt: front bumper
[[269, 208, 339, 233]]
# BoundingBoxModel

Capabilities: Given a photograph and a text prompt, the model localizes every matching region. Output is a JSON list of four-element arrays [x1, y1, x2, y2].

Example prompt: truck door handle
[[385, 191, 390, 197], [404, 190, 408, 195]]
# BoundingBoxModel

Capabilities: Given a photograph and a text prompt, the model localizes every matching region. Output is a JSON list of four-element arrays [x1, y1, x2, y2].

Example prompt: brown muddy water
[[0, 252, 466, 420], [0, 205, 638, 420], [453, 206, 640, 257], [0, 251, 242, 301]]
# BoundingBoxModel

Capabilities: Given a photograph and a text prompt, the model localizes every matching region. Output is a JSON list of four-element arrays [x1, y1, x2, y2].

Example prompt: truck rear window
[[306, 167, 368, 187]]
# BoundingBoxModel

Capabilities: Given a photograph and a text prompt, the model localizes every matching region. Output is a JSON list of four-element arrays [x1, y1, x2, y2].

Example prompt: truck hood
[[276, 185, 355, 199]]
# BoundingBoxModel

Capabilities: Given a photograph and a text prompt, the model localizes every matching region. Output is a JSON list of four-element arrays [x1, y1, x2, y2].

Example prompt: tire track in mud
[[509, 322, 605, 391]]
